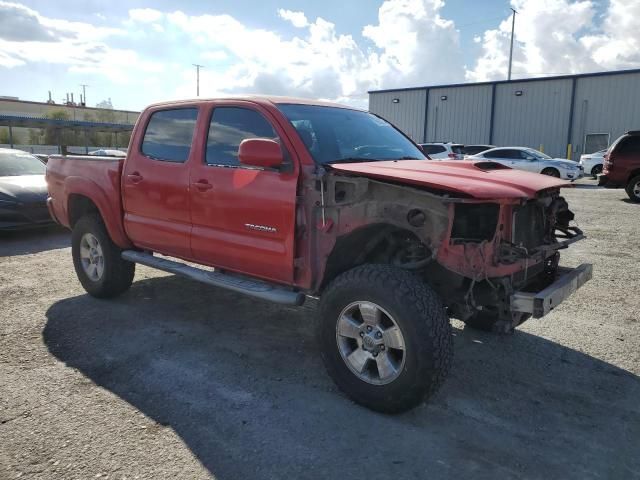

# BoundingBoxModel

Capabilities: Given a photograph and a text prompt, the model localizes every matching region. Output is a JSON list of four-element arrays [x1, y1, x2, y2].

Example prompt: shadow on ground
[[0, 226, 69, 257], [43, 275, 640, 480]]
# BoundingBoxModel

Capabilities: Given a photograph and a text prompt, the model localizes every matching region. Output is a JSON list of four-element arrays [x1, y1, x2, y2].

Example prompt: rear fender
[[63, 176, 132, 248]]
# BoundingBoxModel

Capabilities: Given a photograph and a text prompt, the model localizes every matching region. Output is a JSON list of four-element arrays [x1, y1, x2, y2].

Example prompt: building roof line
[[368, 68, 640, 94], [0, 114, 135, 132], [0, 96, 140, 114]]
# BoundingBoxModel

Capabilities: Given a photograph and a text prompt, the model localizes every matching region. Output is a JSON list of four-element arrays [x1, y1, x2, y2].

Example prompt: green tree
[[0, 128, 22, 145]]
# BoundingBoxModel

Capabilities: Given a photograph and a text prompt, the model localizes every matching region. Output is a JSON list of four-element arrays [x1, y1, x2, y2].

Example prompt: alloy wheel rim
[[633, 181, 640, 199], [335, 301, 406, 385], [79, 233, 104, 281]]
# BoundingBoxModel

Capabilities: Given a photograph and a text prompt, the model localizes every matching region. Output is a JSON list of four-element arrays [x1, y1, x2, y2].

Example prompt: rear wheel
[[626, 175, 640, 203], [72, 214, 135, 298], [541, 167, 560, 178], [318, 264, 453, 413]]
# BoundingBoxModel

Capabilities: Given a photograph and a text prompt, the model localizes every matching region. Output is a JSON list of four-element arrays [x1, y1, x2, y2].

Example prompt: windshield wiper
[[325, 157, 375, 165], [396, 156, 421, 160]]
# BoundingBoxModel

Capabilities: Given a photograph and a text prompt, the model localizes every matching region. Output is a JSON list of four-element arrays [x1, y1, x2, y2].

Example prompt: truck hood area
[[330, 160, 570, 199]]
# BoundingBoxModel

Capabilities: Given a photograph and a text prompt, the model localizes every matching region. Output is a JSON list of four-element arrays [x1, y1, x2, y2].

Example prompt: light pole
[[193, 64, 204, 97], [507, 8, 517, 81]]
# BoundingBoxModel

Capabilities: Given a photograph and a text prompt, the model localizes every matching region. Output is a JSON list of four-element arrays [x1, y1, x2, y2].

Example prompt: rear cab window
[[141, 108, 198, 162]]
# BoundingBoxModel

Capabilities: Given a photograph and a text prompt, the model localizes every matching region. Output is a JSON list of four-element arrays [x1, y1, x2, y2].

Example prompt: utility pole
[[193, 64, 204, 97], [507, 8, 517, 81], [80, 84, 89, 106]]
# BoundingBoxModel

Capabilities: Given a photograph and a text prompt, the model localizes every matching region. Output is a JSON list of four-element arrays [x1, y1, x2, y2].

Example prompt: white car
[[579, 149, 606, 177], [88, 149, 127, 157], [467, 147, 584, 180], [418, 143, 465, 160]]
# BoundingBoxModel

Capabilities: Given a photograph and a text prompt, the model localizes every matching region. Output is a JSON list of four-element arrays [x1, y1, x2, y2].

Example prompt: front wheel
[[591, 164, 603, 177], [318, 264, 453, 413], [72, 214, 135, 298], [626, 175, 640, 203], [541, 167, 560, 178]]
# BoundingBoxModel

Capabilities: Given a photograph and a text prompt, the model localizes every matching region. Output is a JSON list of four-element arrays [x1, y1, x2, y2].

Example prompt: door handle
[[127, 172, 143, 184], [193, 179, 213, 191]]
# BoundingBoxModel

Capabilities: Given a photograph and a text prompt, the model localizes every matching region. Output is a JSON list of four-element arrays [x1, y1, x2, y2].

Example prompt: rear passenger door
[[122, 107, 198, 258], [189, 103, 299, 284]]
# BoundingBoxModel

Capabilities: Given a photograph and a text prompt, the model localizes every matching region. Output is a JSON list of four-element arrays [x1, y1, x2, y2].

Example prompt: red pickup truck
[[46, 97, 592, 413]]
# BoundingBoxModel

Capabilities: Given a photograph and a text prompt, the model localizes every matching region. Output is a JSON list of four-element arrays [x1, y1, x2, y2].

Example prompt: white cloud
[[0, 0, 150, 81], [3, 0, 640, 110], [129, 8, 163, 23], [161, 0, 466, 106], [363, 0, 464, 89], [277, 9, 308, 28], [466, 0, 640, 81]]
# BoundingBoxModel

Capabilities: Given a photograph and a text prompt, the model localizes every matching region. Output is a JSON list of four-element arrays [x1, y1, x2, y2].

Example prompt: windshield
[[277, 104, 426, 164], [0, 151, 45, 176], [525, 148, 551, 160]]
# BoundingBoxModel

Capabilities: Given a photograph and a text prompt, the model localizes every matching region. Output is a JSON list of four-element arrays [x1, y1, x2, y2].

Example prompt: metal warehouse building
[[369, 69, 640, 159]]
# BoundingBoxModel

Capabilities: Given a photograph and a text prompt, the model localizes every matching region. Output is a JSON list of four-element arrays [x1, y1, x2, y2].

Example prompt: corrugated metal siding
[[493, 79, 573, 158], [425, 85, 492, 144], [368, 90, 426, 141], [571, 72, 640, 155]]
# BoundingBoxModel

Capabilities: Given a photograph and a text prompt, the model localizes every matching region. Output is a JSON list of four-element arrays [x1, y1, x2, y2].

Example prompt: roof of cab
[[145, 95, 359, 111]]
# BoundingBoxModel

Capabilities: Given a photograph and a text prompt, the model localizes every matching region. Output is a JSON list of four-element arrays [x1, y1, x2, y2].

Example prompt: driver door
[[189, 103, 299, 284]]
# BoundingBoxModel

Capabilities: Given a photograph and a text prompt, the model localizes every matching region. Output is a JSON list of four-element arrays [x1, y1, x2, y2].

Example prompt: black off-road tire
[[318, 264, 453, 414], [541, 167, 560, 178], [72, 214, 135, 298], [625, 175, 640, 203]]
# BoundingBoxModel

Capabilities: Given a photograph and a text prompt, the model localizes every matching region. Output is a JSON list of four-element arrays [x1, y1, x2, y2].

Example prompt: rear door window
[[206, 107, 278, 166], [141, 108, 198, 163]]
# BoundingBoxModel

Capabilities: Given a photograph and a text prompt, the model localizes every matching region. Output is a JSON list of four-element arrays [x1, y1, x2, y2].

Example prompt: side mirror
[[238, 138, 284, 169]]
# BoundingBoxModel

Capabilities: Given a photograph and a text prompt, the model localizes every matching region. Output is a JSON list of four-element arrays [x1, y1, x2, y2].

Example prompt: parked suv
[[598, 131, 640, 202], [419, 142, 464, 160]]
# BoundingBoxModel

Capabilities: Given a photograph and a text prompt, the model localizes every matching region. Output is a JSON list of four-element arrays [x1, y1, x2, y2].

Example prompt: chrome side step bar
[[121, 250, 305, 306]]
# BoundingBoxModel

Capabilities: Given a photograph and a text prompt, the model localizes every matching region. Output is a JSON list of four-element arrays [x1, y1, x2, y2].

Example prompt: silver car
[[467, 147, 584, 180]]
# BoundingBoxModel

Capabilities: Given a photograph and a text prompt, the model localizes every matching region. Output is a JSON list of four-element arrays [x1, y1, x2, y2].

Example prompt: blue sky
[[0, 0, 636, 111]]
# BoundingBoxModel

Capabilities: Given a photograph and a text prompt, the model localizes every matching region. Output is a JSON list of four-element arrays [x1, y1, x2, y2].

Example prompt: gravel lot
[[1, 180, 639, 480]]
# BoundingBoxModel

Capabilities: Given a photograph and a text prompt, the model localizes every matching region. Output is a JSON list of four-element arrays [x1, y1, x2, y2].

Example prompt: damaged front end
[[433, 190, 590, 331]]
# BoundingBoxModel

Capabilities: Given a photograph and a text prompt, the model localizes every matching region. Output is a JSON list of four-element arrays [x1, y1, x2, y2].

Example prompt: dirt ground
[[1, 179, 639, 480]]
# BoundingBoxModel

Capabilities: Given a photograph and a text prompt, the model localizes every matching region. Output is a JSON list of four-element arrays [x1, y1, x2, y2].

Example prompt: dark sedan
[[0, 148, 54, 230]]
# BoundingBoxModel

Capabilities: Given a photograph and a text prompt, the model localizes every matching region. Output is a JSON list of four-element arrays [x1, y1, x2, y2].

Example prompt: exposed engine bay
[[308, 172, 584, 332]]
